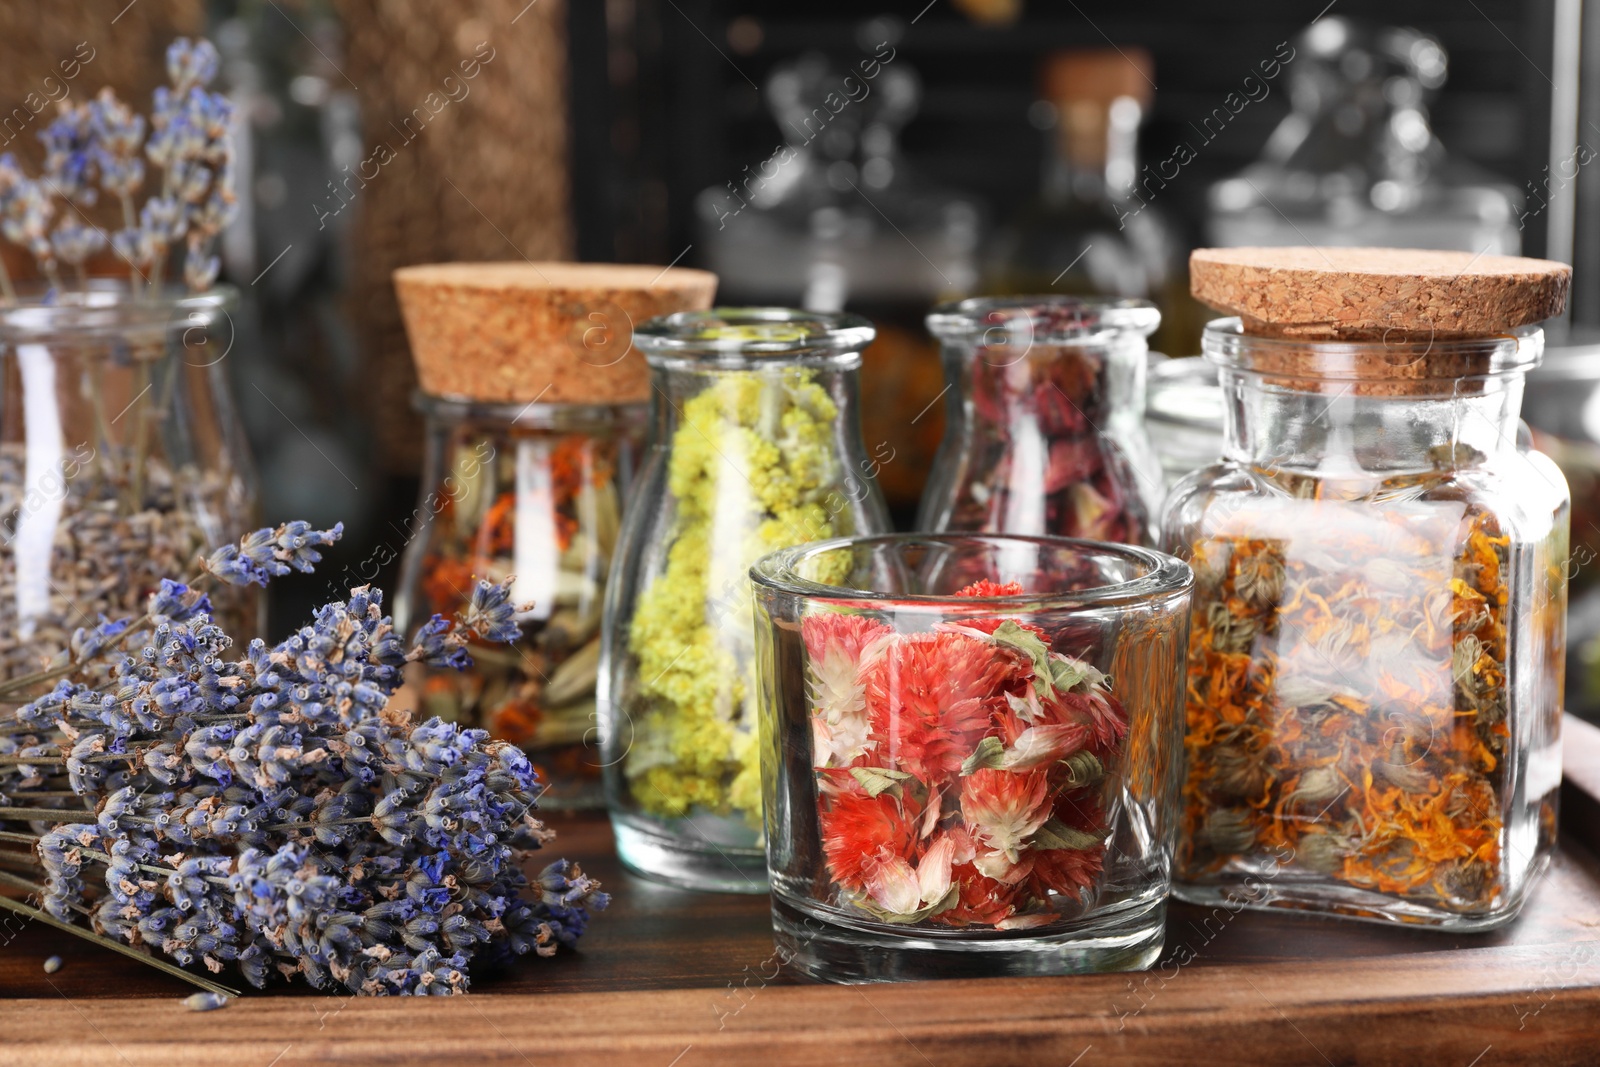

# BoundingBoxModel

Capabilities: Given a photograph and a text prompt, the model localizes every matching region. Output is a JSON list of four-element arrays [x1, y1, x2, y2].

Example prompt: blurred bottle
[[981, 48, 1197, 357], [696, 32, 982, 524], [1208, 17, 1520, 252]]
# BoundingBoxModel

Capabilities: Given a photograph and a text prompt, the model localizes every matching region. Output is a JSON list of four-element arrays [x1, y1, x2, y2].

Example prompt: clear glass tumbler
[[751, 533, 1192, 980]]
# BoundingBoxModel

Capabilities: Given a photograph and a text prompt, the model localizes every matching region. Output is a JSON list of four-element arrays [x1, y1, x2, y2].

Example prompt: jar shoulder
[[1160, 455, 1571, 556]]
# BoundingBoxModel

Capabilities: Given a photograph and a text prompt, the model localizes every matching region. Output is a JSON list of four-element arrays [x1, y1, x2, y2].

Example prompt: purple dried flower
[[0, 519, 603, 997], [39, 102, 98, 207], [49, 217, 106, 267], [204, 521, 343, 587], [89, 88, 146, 199], [463, 578, 521, 644], [167, 38, 220, 93]]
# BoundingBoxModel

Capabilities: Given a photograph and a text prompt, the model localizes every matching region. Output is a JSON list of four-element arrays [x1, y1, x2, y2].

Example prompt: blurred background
[[3, 0, 1598, 713]]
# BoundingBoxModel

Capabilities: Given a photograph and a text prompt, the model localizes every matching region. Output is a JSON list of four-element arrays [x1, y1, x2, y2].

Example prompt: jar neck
[[946, 335, 1147, 425], [649, 359, 877, 497], [1221, 371, 1526, 476]]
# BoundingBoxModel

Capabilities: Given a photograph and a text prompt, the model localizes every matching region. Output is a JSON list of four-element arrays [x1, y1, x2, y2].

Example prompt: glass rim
[[927, 295, 1160, 345], [1201, 316, 1543, 382], [750, 532, 1193, 608], [633, 307, 876, 369], [413, 390, 648, 428], [0, 281, 239, 344]]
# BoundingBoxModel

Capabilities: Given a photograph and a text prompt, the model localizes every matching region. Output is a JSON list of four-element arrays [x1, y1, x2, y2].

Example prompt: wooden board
[[6, 716, 1600, 1066]]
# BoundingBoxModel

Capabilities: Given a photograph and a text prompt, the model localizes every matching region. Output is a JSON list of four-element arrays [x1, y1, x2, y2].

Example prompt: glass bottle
[[1163, 319, 1568, 928], [0, 283, 258, 688], [1206, 18, 1521, 254], [751, 532, 1192, 979], [393, 397, 644, 811], [601, 308, 891, 892], [696, 45, 983, 525], [1145, 355, 1226, 490], [920, 296, 1164, 546], [981, 48, 1198, 359]]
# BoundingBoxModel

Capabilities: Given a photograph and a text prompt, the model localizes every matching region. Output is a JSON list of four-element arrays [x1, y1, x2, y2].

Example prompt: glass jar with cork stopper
[[391, 262, 717, 810], [1162, 247, 1570, 929]]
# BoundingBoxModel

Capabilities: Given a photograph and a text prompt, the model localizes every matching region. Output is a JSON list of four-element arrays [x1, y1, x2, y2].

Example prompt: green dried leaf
[[960, 736, 1005, 776], [1060, 749, 1104, 787], [1030, 817, 1101, 851], [853, 883, 960, 925], [849, 766, 913, 797], [987, 620, 1052, 691]]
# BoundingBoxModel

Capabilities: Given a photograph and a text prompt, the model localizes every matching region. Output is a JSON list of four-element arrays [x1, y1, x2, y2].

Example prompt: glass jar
[[601, 308, 891, 892], [1145, 355, 1225, 491], [0, 284, 258, 689], [1162, 319, 1568, 928], [393, 396, 644, 810], [751, 533, 1192, 980], [920, 297, 1164, 546]]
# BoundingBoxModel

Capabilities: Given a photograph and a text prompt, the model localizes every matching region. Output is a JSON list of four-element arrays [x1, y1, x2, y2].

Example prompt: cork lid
[[1190, 247, 1568, 395], [1190, 247, 1570, 340], [393, 262, 718, 405]]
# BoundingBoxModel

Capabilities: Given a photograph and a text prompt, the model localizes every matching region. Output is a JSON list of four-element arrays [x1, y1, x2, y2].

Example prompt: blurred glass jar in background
[[1207, 18, 1521, 253], [394, 398, 643, 811], [920, 296, 1163, 546], [697, 38, 981, 524], [981, 48, 1196, 358], [1145, 355, 1225, 492]]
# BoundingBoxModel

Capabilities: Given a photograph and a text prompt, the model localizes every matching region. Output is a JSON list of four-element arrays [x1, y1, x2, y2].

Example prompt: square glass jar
[[1162, 319, 1569, 929]]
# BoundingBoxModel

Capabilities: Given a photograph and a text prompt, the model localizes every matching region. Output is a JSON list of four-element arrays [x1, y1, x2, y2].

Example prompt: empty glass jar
[[920, 297, 1164, 546], [752, 533, 1192, 980], [1162, 319, 1568, 928], [601, 308, 891, 892]]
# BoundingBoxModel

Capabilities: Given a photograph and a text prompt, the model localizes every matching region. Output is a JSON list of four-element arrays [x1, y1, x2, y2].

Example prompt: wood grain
[[3, 715, 1599, 1065]]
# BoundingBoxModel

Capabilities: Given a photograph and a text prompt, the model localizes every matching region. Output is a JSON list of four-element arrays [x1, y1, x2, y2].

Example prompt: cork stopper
[[1190, 247, 1569, 394], [394, 262, 718, 405]]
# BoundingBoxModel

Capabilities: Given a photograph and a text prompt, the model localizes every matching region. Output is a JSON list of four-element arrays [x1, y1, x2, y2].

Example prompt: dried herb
[[0, 523, 605, 996], [1178, 485, 1512, 911], [0, 445, 252, 686], [942, 341, 1149, 544], [807, 582, 1127, 929], [624, 370, 852, 827], [410, 434, 618, 808]]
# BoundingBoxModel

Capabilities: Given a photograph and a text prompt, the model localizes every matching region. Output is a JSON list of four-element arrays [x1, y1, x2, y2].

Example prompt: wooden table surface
[[6, 717, 1600, 1066]]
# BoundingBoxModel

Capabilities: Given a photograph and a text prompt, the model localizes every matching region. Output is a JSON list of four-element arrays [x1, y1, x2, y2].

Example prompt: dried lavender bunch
[[0, 521, 606, 996], [0, 36, 236, 297]]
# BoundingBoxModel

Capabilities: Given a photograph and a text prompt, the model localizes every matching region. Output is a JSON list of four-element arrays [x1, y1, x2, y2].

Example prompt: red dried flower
[[804, 613, 892, 767], [862, 632, 1027, 784], [1040, 687, 1128, 755], [938, 864, 1023, 926], [802, 612, 890, 662], [819, 788, 922, 894], [960, 767, 1053, 861], [1026, 842, 1106, 898], [954, 580, 1025, 598]]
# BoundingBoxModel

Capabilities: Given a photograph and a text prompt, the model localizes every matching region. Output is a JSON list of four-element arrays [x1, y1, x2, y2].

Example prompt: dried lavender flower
[[0, 35, 236, 293], [0, 520, 605, 996]]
